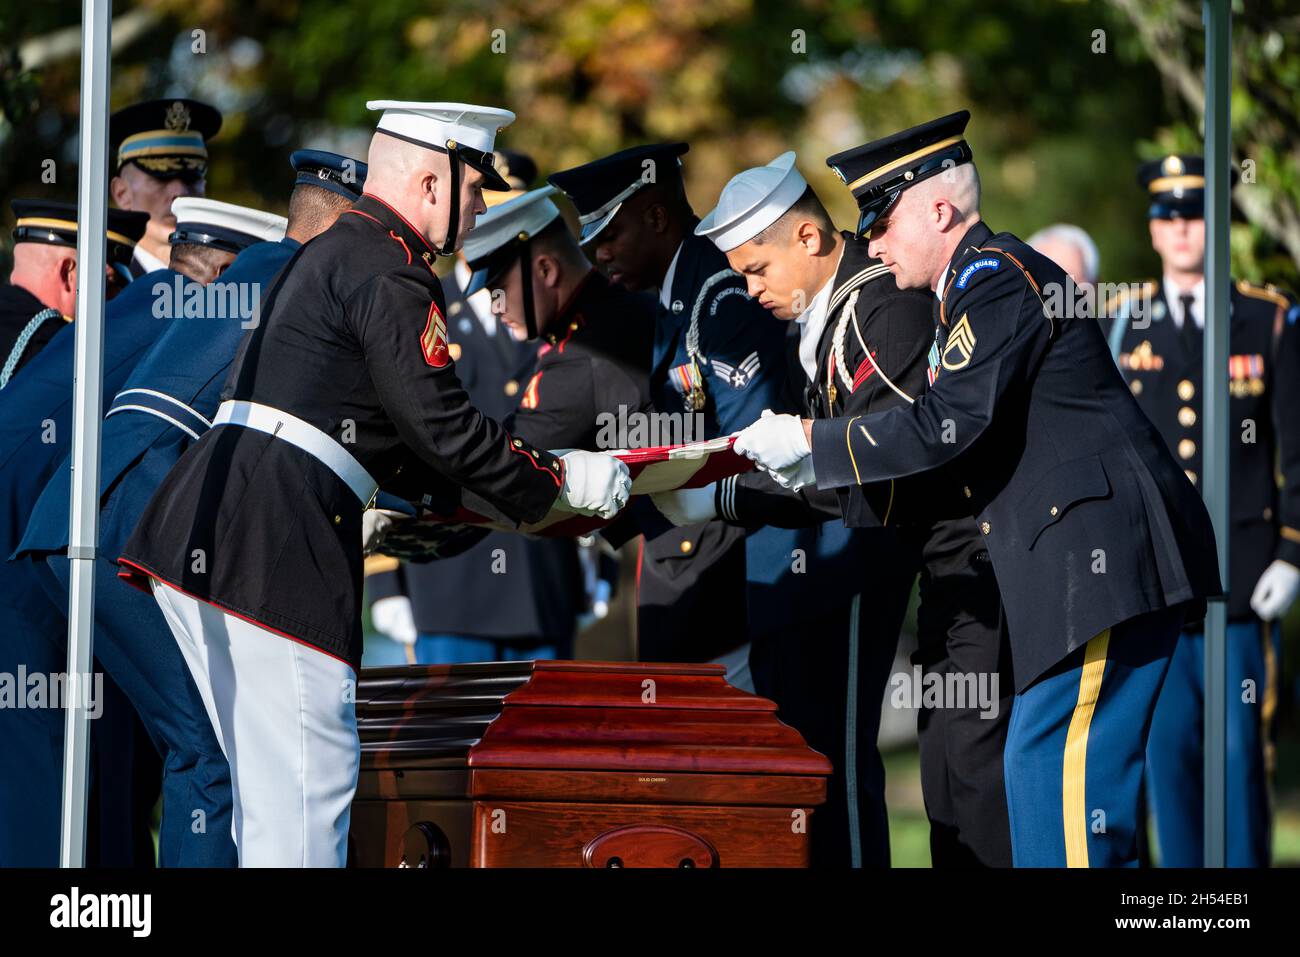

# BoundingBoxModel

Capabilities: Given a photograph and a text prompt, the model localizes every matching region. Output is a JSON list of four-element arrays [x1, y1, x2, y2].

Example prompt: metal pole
[[1201, 0, 1231, 869], [59, 0, 112, 868]]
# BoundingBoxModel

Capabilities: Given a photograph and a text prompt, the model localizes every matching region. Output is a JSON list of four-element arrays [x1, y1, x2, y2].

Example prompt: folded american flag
[[377, 435, 752, 559]]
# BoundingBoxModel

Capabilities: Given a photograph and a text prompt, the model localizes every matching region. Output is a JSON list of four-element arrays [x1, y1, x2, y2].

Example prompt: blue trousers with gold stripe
[[1146, 620, 1279, 867], [1003, 606, 1181, 867]]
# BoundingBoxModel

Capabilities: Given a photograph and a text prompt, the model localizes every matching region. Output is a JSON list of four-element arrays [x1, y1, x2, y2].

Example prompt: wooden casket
[[349, 660, 831, 868]]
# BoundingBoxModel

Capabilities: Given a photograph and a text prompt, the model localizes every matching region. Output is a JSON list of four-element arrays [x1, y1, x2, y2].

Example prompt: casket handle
[[397, 821, 451, 868], [582, 824, 719, 868]]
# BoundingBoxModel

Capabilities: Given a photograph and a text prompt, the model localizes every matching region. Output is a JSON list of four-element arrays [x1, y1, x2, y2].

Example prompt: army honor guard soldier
[[1, 201, 148, 387], [659, 151, 1012, 866], [116, 102, 631, 867], [1108, 154, 1300, 866], [735, 111, 1222, 867], [109, 98, 223, 276]]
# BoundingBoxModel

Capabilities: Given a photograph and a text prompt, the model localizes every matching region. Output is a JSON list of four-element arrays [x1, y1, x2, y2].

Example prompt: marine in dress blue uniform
[[365, 152, 585, 664], [736, 112, 1222, 867], [1, 201, 147, 387], [1106, 155, 1300, 866], [16, 172, 348, 867], [0, 200, 249, 866]]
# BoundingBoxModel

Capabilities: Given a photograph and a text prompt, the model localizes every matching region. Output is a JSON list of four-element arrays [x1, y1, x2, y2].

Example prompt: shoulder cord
[[0, 307, 61, 389], [829, 288, 915, 406], [685, 267, 743, 366]]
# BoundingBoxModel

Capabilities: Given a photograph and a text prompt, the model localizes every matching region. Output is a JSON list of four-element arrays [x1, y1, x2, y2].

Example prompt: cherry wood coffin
[[349, 660, 831, 868]]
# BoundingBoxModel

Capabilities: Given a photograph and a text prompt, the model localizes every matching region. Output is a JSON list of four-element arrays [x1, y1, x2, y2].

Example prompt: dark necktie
[[1179, 294, 1199, 356]]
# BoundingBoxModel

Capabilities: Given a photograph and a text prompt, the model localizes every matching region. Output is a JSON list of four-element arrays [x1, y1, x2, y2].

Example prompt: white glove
[[766, 455, 817, 493], [650, 483, 717, 526], [556, 449, 632, 519], [1250, 559, 1300, 621], [370, 595, 418, 645], [362, 508, 408, 555], [733, 410, 811, 472]]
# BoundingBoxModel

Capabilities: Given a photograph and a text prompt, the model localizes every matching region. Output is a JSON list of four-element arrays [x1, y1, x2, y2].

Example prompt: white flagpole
[[1201, 0, 1231, 869], [59, 0, 112, 868]]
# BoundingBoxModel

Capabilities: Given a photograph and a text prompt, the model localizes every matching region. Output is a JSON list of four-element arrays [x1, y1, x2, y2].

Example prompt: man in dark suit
[[736, 111, 1221, 867]]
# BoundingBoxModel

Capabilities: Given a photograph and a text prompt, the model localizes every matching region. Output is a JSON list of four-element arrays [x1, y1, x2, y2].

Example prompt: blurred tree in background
[[0, 0, 1295, 288]]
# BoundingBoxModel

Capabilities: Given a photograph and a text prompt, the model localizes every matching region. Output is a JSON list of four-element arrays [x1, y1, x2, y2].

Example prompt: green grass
[[883, 736, 1300, 867]]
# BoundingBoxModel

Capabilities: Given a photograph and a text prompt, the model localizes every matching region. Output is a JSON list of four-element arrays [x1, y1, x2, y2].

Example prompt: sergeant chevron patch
[[942, 313, 977, 371], [421, 300, 450, 368]]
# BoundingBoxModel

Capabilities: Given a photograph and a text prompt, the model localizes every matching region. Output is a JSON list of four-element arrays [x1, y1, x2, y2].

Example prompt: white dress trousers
[[151, 580, 360, 867]]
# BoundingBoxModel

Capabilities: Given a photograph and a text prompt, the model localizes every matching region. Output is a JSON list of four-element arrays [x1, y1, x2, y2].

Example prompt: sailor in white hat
[[166, 197, 287, 283], [117, 103, 630, 866], [664, 152, 1009, 868]]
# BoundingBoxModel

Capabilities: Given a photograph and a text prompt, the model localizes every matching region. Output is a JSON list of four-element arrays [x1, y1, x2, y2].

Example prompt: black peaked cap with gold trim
[[826, 110, 972, 238], [110, 98, 222, 181], [11, 199, 150, 267], [1137, 154, 1237, 220]]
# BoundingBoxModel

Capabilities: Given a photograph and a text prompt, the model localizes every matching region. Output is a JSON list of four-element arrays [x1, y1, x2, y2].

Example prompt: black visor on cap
[[1148, 197, 1205, 220], [853, 142, 972, 238], [457, 144, 511, 192], [169, 224, 262, 255]]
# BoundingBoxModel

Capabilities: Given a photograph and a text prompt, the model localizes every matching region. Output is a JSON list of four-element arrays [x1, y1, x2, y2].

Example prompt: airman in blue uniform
[[365, 151, 586, 664], [4, 192, 296, 866]]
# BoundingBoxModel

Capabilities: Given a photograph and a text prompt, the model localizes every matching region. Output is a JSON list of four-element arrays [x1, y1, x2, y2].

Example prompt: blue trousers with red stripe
[[1003, 606, 1181, 867], [1145, 620, 1278, 867]]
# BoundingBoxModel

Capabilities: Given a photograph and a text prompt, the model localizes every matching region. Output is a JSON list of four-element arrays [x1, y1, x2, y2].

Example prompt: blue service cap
[[290, 149, 368, 200]]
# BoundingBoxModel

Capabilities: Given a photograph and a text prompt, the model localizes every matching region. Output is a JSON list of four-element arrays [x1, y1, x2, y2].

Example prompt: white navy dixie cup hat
[[696, 151, 808, 252], [365, 100, 516, 192], [168, 197, 287, 253], [461, 186, 562, 296]]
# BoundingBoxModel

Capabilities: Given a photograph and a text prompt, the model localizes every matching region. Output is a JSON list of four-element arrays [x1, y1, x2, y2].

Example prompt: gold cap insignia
[[164, 101, 192, 132]]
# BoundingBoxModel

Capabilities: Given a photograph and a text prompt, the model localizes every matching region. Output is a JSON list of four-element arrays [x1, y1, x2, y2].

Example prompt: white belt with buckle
[[213, 399, 378, 505]]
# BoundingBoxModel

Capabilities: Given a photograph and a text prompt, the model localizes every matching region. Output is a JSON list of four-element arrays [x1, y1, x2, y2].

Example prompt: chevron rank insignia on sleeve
[[711, 351, 761, 389], [941, 313, 977, 371]]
